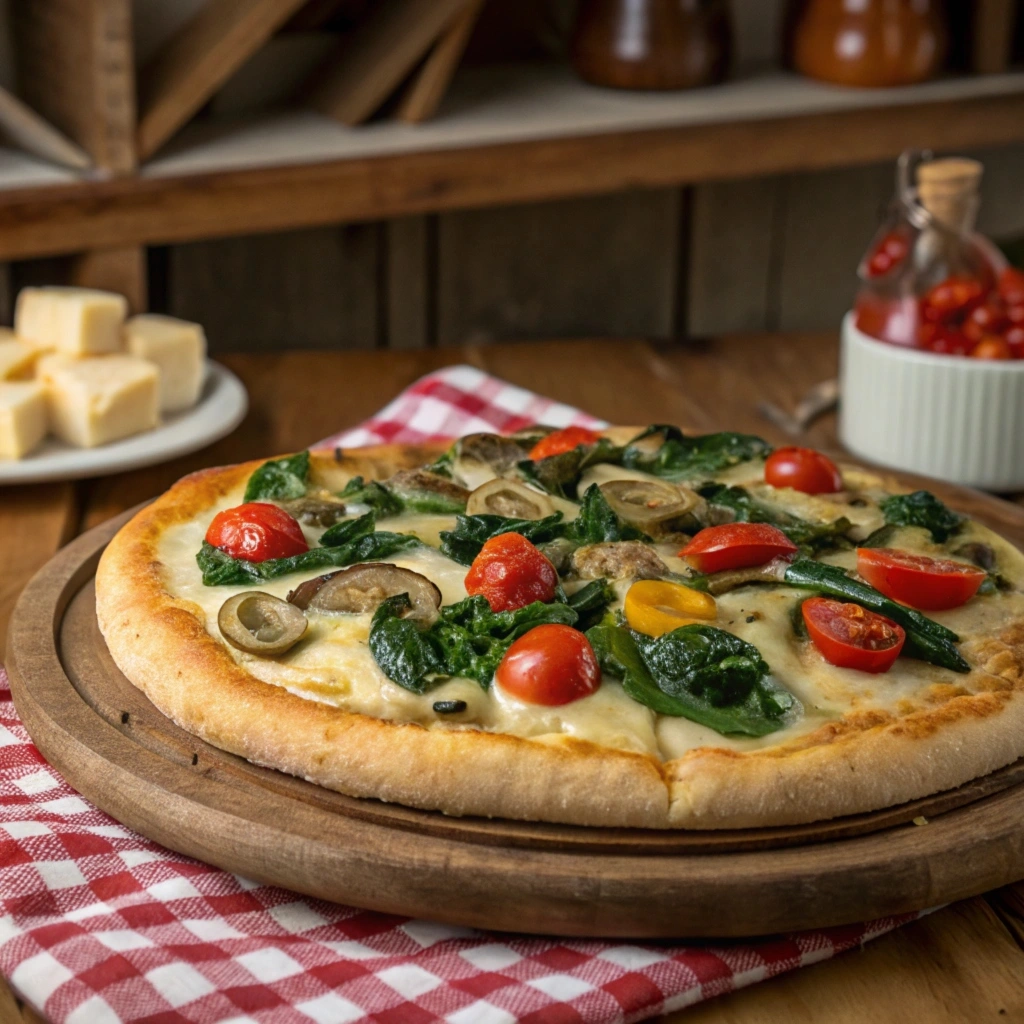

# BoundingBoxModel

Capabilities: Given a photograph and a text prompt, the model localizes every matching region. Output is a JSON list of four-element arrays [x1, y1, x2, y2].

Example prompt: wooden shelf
[[1, 64, 1024, 261]]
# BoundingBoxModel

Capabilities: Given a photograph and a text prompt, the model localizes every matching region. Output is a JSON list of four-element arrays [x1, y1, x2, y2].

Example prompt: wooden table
[[1, 333, 1023, 1023]]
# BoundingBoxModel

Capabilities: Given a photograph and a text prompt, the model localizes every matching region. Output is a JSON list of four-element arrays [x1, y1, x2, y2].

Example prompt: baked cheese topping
[[158, 437, 1024, 762]]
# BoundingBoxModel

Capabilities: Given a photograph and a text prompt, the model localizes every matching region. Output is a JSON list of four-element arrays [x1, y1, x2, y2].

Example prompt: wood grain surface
[[396, 0, 484, 124], [136, 0, 309, 161], [3, 335, 1024, 1019], [305, 0, 472, 125], [2, 91, 1024, 263], [10, 0, 136, 174]]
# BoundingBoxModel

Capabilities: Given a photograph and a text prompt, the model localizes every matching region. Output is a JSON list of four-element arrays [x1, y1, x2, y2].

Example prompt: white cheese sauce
[[157, 460, 1024, 762]]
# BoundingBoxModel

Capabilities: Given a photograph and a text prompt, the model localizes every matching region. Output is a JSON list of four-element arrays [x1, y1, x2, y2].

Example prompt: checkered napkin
[[0, 365, 919, 1023]]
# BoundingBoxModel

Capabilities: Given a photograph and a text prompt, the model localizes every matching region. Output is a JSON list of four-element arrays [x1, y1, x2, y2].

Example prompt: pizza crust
[[96, 445, 1024, 829]]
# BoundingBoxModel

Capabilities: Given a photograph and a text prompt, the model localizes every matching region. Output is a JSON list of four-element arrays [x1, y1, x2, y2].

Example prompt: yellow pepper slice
[[624, 579, 717, 637]]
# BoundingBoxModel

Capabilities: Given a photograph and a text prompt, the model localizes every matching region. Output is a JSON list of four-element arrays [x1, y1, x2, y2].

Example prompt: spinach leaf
[[438, 486, 651, 566], [698, 483, 851, 554], [622, 427, 771, 480], [319, 512, 375, 546], [782, 558, 969, 673], [880, 490, 965, 543], [196, 522, 422, 586], [422, 446, 456, 479], [587, 623, 795, 737], [439, 512, 566, 566], [368, 593, 578, 692], [566, 579, 616, 631], [517, 438, 622, 499], [243, 451, 310, 503], [388, 475, 467, 514], [434, 597, 577, 686], [565, 484, 646, 545], [339, 476, 404, 517], [368, 595, 444, 693]]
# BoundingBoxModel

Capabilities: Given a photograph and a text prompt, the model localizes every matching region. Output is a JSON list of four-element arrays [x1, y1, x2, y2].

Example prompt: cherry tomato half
[[922, 324, 975, 356], [963, 301, 1009, 343], [998, 266, 1024, 307], [1005, 325, 1024, 358], [205, 502, 308, 563], [465, 532, 558, 612], [865, 231, 909, 278], [802, 597, 905, 674], [764, 446, 842, 494], [528, 426, 601, 461], [495, 624, 601, 705], [971, 335, 1013, 360], [679, 523, 797, 574], [856, 548, 986, 611], [921, 276, 986, 324]]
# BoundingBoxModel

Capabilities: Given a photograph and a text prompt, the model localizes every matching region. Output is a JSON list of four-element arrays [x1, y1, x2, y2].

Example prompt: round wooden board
[[8, 474, 1024, 939]]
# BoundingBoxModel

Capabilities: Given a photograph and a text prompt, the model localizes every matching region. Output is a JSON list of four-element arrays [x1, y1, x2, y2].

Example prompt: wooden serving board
[[8, 479, 1024, 939]]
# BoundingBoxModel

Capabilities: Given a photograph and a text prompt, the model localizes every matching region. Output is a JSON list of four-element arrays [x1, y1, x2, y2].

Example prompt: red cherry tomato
[[529, 426, 600, 461], [963, 301, 1008, 342], [802, 597, 905, 674], [679, 523, 797, 574], [921, 276, 986, 323], [865, 231, 909, 278], [465, 532, 558, 612], [1006, 304, 1024, 326], [971, 335, 1013, 360], [205, 502, 308, 563], [1005, 325, 1024, 358], [495, 624, 601, 705], [998, 267, 1024, 306], [764, 446, 843, 494], [856, 548, 986, 611], [925, 325, 975, 356]]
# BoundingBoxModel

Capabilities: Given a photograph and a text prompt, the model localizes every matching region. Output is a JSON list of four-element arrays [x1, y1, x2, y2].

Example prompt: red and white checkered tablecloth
[[0, 365, 920, 1023]]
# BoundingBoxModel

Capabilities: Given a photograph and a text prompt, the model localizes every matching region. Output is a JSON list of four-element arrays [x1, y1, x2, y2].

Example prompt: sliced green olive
[[287, 563, 441, 625], [465, 478, 555, 520], [218, 592, 308, 656], [599, 479, 704, 535]]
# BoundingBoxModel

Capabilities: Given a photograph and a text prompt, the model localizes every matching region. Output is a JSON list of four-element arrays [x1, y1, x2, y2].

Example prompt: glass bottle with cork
[[853, 154, 1007, 353]]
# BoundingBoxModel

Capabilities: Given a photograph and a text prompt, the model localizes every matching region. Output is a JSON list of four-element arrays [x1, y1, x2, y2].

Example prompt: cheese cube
[[125, 314, 207, 413], [0, 331, 39, 381], [0, 381, 47, 459], [15, 286, 128, 356], [40, 354, 159, 448]]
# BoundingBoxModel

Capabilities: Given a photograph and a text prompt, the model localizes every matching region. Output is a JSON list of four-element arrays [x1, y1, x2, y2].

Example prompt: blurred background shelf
[[2, 65, 1024, 260], [0, 0, 1021, 350]]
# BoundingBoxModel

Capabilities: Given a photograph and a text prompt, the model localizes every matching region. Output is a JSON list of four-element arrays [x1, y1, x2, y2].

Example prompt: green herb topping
[[243, 451, 311, 503], [586, 622, 796, 737], [879, 490, 965, 544]]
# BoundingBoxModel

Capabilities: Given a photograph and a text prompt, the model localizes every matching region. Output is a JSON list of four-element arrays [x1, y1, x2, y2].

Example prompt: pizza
[[95, 425, 1024, 830]]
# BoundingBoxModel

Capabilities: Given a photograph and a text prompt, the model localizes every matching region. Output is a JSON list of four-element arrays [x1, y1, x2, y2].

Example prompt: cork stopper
[[916, 158, 983, 234]]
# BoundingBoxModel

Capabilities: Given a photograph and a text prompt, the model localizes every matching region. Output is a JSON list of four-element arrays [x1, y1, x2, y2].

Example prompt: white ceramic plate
[[0, 361, 248, 486]]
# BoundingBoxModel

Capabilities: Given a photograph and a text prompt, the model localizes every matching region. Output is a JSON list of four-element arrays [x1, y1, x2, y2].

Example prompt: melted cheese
[[158, 493, 660, 755], [157, 461, 1024, 763]]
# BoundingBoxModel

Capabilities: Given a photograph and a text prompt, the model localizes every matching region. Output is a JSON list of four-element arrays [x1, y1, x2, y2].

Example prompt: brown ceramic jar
[[789, 0, 949, 88], [571, 0, 732, 91]]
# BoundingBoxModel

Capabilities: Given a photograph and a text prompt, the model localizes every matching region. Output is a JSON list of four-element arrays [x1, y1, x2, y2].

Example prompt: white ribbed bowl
[[839, 312, 1024, 491]]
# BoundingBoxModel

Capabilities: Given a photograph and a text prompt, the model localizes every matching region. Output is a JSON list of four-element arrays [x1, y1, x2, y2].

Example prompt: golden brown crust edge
[[96, 446, 1024, 830]]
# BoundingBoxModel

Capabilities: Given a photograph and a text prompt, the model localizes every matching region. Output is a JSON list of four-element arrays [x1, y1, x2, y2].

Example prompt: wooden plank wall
[[145, 141, 1024, 353]]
